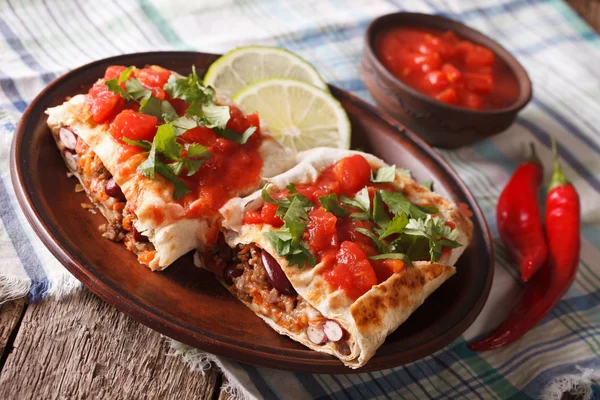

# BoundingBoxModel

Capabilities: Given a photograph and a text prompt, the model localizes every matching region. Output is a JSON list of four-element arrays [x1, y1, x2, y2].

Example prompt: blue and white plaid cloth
[[1, 1, 600, 398]]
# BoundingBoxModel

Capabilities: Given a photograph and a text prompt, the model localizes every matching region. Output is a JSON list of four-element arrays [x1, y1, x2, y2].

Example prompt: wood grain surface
[[0, 290, 227, 399], [0, 1, 597, 398]]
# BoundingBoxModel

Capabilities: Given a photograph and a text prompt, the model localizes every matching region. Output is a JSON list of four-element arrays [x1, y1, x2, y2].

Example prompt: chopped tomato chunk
[[435, 88, 458, 105], [332, 155, 372, 196], [376, 27, 519, 110], [442, 63, 462, 83], [138, 67, 171, 89], [104, 65, 127, 80], [88, 82, 126, 124], [464, 72, 494, 94], [138, 67, 171, 100], [243, 202, 283, 227], [110, 110, 158, 143], [324, 241, 377, 300], [424, 70, 450, 90], [303, 208, 338, 256]]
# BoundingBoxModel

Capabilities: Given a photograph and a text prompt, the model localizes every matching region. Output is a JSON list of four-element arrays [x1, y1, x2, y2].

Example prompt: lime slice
[[204, 46, 328, 98], [233, 78, 350, 152]]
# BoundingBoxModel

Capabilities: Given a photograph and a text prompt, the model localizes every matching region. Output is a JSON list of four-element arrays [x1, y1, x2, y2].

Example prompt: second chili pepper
[[496, 143, 548, 282], [469, 139, 580, 351]]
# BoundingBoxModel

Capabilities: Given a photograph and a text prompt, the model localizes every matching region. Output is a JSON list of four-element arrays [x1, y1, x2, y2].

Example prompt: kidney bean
[[223, 264, 243, 285], [104, 178, 126, 201], [132, 226, 149, 242], [63, 150, 78, 171], [59, 127, 78, 150], [323, 320, 344, 342], [307, 325, 327, 345], [261, 251, 296, 296]]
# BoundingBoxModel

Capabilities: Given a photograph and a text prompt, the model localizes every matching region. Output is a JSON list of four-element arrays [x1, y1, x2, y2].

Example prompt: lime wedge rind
[[233, 78, 350, 153], [204, 46, 329, 98]]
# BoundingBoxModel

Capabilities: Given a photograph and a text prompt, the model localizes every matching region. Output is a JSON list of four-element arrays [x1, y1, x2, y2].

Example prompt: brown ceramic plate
[[11, 52, 493, 373]]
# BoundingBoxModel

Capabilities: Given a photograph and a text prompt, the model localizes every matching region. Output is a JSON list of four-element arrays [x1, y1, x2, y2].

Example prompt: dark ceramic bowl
[[362, 12, 532, 148]]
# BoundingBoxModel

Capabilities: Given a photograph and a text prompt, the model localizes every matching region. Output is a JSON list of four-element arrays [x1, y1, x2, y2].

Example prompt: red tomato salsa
[[376, 27, 519, 110], [86, 65, 264, 224], [244, 155, 460, 301]]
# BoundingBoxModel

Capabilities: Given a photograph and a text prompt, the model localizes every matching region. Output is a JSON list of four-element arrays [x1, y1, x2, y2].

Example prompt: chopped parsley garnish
[[371, 164, 397, 183], [262, 183, 312, 217], [369, 252, 413, 267], [420, 180, 433, 191], [264, 194, 316, 268], [164, 65, 215, 114], [131, 123, 211, 198], [260, 163, 461, 268], [319, 194, 350, 218], [402, 216, 462, 262], [103, 65, 261, 199]]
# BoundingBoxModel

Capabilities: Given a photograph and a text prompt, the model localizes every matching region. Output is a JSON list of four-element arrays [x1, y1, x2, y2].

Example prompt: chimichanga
[[46, 64, 293, 270], [200, 148, 473, 368]]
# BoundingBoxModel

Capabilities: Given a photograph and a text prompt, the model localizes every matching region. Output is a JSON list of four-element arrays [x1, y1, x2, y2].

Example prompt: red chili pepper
[[496, 143, 548, 282], [469, 139, 580, 351]]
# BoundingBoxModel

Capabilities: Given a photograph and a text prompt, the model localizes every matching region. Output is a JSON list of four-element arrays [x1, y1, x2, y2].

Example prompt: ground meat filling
[[61, 131, 155, 255], [225, 244, 351, 355]]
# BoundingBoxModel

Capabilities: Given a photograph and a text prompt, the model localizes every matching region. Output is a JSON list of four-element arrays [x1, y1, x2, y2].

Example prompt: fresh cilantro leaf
[[372, 190, 391, 229], [440, 238, 462, 248], [265, 229, 294, 257], [138, 142, 157, 179], [355, 227, 388, 253], [118, 66, 133, 83], [170, 145, 210, 176], [153, 124, 182, 161], [263, 198, 316, 269], [161, 101, 179, 122], [202, 104, 230, 129], [419, 205, 440, 214], [369, 252, 413, 267], [340, 187, 370, 212], [403, 216, 462, 262], [286, 242, 316, 268], [216, 126, 257, 144], [155, 160, 191, 198], [380, 190, 427, 220], [403, 218, 429, 237], [397, 168, 411, 178], [139, 96, 162, 117], [390, 235, 430, 261], [164, 66, 215, 113], [134, 121, 212, 197], [167, 160, 185, 176], [261, 184, 312, 218], [350, 212, 371, 221], [105, 79, 133, 101], [371, 165, 397, 183], [172, 116, 200, 136], [186, 143, 210, 158], [125, 78, 152, 101], [283, 196, 309, 238], [420, 181, 433, 191], [379, 212, 409, 240], [121, 137, 152, 150], [139, 97, 181, 123], [319, 194, 350, 218]]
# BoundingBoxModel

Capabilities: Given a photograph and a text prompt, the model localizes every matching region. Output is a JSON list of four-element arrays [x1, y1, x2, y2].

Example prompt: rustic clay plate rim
[[10, 51, 494, 373], [364, 11, 533, 115]]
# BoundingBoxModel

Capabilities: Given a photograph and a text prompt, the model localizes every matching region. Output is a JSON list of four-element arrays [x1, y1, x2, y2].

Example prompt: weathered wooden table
[[1, 2, 598, 398]]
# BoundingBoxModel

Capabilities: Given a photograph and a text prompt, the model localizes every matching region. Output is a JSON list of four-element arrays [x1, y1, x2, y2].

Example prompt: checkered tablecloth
[[1, 1, 600, 399]]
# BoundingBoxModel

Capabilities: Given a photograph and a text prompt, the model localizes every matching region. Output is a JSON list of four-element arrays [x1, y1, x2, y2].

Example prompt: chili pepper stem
[[528, 142, 541, 165], [549, 138, 569, 191]]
